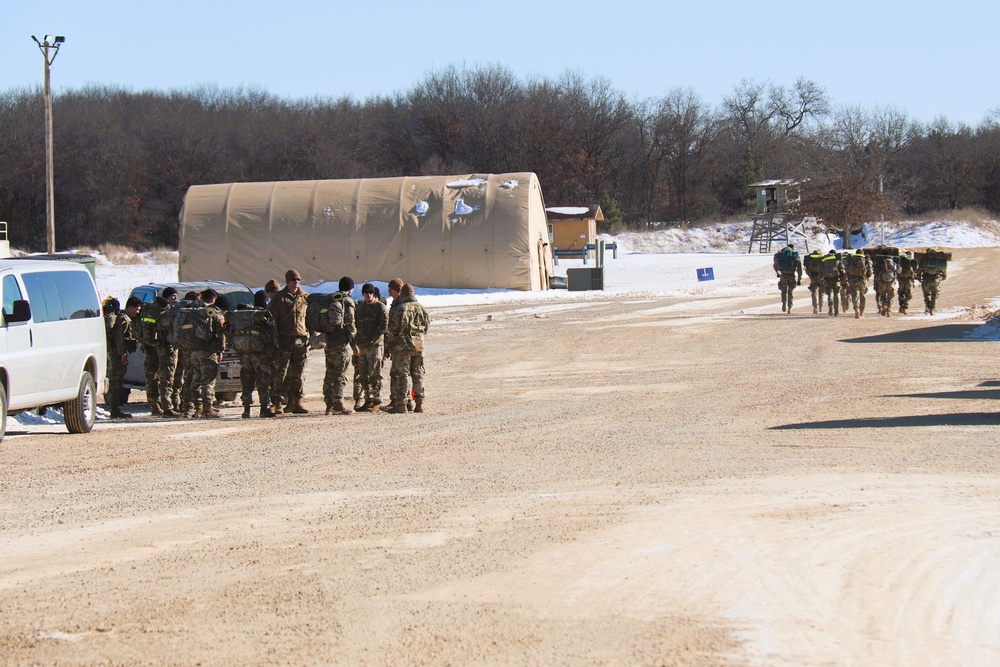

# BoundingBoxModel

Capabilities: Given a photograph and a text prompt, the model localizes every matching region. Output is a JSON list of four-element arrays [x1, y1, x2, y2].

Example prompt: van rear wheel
[[0, 383, 7, 443], [65, 371, 97, 434]]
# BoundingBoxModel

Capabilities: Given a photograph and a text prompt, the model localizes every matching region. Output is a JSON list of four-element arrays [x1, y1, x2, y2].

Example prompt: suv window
[[21, 271, 101, 322]]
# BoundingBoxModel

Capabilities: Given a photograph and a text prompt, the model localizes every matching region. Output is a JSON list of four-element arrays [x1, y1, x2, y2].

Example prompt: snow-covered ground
[[15, 217, 999, 431], [95, 217, 1000, 309]]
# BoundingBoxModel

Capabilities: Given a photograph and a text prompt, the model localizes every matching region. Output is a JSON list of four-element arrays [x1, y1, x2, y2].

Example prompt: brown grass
[[147, 246, 178, 265], [98, 243, 145, 265]]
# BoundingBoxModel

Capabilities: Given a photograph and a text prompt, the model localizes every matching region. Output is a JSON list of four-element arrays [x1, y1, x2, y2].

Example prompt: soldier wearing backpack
[[872, 251, 900, 317], [802, 250, 826, 314], [228, 291, 278, 419], [772, 244, 802, 314], [104, 296, 141, 419], [897, 251, 917, 314], [919, 247, 949, 315], [843, 249, 872, 318], [819, 250, 846, 316], [319, 277, 358, 415], [151, 287, 181, 416], [268, 270, 311, 414], [354, 283, 389, 412], [384, 282, 430, 414], [178, 289, 228, 419]]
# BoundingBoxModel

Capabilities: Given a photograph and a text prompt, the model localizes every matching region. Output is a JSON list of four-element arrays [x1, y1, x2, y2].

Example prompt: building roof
[[545, 204, 604, 221], [748, 179, 805, 188]]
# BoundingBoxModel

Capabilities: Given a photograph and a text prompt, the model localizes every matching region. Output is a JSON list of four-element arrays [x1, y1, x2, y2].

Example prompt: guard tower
[[746, 179, 810, 253]]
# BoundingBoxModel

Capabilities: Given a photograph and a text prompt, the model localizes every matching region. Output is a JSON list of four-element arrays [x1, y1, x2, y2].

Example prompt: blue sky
[[4, 0, 999, 127]]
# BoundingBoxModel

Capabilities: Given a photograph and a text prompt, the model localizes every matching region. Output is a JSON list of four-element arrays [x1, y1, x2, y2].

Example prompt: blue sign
[[697, 267, 715, 282]]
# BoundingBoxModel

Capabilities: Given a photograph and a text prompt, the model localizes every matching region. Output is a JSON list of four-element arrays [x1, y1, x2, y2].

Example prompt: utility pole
[[31, 35, 65, 254]]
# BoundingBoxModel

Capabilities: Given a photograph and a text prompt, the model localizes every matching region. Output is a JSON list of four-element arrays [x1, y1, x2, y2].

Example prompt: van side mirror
[[5, 299, 31, 324]]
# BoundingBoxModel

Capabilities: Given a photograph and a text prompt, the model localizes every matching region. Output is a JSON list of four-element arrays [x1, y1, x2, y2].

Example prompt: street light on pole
[[31, 34, 65, 254]]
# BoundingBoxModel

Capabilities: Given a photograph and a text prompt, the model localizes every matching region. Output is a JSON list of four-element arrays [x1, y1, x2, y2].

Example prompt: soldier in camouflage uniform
[[232, 290, 277, 419], [819, 251, 846, 317], [268, 270, 310, 414], [919, 247, 948, 315], [772, 244, 802, 314], [262, 279, 282, 414], [897, 251, 916, 314], [155, 287, 180, 416], [843, 250, 872, 318], [105, 296, 141, 419], [384, 282, 430, 414], [322, 277, 358, 415], [872, 252, 899, 317], [803, 250, 826, 314], [184, 290, 228, 419], [354, 283, 389, 412]]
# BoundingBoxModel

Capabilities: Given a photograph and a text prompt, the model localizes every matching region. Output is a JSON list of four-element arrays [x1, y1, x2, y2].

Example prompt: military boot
[[287, 396, 309, 414], [150, 401, 163, 417], [413, 398, 423, 413], [354, 397, 365, 411], [331, 399, 353, 415], [271, 402, 284, 415], [854, 307, 860, 319], [260, 406, 276, 418], [202, 401, 223, 419], [325, 400, 335, 416], [242, 406, 252, 419]]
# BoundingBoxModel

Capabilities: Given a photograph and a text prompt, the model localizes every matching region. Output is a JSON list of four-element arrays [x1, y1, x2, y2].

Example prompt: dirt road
[[2, 249, 999, 666]]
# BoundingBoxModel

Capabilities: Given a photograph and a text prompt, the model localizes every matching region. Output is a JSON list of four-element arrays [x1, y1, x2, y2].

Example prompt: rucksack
[[171, 306, 215, 350], [138, 301, 166, 346], [922, 255, 947, 275], [227, 308, 267, 354], [775, 248, 798, 272], [898, 255, 915, 278], [803, 253, 823, 275], [819, 258, 840, 278], [845, 254, 867, 277], [874, 257, 897, 282], [305, 292, 347, 333]]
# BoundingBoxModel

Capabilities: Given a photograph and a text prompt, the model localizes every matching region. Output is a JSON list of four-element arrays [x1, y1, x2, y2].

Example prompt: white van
[[0, 259, 106, 442]]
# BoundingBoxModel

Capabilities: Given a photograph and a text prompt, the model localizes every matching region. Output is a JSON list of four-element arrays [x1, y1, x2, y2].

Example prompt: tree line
[[2, 64, 999, 251]]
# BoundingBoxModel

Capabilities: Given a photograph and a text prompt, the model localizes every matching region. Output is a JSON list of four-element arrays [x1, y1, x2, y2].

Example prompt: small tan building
[[545, 205, 603, 254]]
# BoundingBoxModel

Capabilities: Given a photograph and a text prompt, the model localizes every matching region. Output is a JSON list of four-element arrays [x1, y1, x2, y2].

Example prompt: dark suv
[[123, 281, 256, 401]]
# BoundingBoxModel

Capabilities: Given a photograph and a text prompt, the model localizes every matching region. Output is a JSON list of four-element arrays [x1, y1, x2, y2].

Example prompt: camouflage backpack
[[873, 256, 896, 283], [227, 308, 268, 354], [170, 306, 215, 350], [819, 257, 840, 279], [305, 292, 347, 333], [845, 254, 867, 277], [138, 300, 166, 346]]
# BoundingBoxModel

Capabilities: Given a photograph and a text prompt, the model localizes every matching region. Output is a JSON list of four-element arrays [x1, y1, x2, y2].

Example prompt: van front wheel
[[65, 371, 97, 434]]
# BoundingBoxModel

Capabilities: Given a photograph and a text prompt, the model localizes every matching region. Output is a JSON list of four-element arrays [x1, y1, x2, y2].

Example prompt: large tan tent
[[178, 173, 554, 291]]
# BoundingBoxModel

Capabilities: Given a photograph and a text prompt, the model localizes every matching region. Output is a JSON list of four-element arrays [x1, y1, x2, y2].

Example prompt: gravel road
[[2, 248, 999, 666]]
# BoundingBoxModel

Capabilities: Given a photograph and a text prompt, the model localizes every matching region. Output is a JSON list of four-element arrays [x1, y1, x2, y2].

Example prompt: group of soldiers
[[773, 244, 949, 318], [104, 270, 430, 420]]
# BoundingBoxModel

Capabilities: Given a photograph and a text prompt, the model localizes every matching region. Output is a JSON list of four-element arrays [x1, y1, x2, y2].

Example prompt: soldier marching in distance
[[802, 249, 826, 314], [819, 250, 846, 317], [772, 244, 802, 314], [897, 251, 917, 314]]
